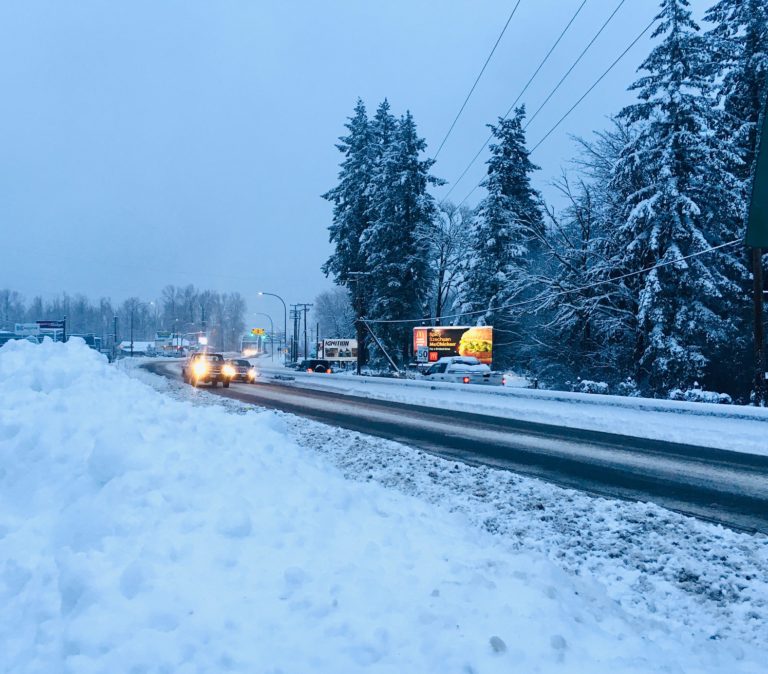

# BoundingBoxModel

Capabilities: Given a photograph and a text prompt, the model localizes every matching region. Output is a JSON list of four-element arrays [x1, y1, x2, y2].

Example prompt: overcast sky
[[0, 0, 711, 320]]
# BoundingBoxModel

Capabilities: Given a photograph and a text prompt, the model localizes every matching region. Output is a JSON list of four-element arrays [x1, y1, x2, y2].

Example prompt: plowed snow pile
[[0, 339, 765, 673]]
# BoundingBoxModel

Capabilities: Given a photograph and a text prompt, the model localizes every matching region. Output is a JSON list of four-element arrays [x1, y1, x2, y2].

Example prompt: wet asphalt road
[[145, 361, 768, 534]]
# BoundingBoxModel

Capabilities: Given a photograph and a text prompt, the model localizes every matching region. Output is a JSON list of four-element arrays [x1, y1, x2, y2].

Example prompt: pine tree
[[613, 0, 745, 393], [704, 0, 768, 395], [322, 99, 376, 363], [362, 109, 442, 364], [457, 106, 543, 367], [705, 0, 768, 185]]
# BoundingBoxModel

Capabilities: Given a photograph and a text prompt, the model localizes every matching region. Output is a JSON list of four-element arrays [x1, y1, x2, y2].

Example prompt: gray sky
[[0, 0, 710, 317]]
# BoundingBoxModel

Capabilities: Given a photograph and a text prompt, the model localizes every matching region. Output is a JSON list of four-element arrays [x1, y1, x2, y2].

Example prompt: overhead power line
[[362, 240, 741, 325], [440, 0, 588, 204], [432, 0, 523, 161], [523, 0, 628, 131], [454, 14, 657, 209]]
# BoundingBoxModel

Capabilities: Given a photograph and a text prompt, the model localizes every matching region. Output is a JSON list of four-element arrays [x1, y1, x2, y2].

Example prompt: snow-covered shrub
[[668, 386, 732, 405], [577, 379, 609, 395], [616, 377, 641, 397]]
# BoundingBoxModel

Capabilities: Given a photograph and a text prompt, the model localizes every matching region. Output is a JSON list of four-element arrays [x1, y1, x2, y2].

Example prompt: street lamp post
[[253, 312, 275, 361], [257, 292, 287, 363]]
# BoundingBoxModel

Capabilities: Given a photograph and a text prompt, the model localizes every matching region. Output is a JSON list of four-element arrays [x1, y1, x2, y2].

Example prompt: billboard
[[413, 326, 493, 365], [320, 339, 358, 362]]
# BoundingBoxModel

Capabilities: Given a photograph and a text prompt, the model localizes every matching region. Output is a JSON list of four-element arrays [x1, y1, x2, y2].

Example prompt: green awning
[[747, 93, 768, 248]]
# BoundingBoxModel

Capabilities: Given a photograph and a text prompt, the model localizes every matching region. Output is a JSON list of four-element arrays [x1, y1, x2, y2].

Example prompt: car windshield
[[199, 354, 223, 362], [234, 360, 249, 366]]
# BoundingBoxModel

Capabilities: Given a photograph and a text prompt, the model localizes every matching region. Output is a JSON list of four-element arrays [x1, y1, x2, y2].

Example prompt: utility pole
[[113, 315, 118, 360], [290, 305, 301, 361], [752, 249, 765, 405], [294, 303, 313, 360], [348, 272, 371, 375], [746, 91, 768, 405]]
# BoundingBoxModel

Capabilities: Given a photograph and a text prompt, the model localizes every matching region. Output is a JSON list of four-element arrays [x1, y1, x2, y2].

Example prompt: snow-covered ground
[[2, 340, 767, 673], [252, 363, 768, 457]]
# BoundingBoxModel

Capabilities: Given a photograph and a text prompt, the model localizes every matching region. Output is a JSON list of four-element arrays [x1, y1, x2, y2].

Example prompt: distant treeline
[[0, 285, 246, 352]]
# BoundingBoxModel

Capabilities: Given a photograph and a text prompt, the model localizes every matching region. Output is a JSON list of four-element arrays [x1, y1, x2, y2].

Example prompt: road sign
[[36, 320, 65, 330], [251, 328, 265, 336], [15, 323, 40, 336]]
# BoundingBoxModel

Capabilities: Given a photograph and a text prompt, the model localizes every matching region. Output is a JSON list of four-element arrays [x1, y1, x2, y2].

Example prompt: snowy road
[[146, 361, 768, 533]]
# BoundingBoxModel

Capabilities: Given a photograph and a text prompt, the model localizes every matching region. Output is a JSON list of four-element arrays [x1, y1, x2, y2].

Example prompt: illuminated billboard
[[413, 326, 493, 365]]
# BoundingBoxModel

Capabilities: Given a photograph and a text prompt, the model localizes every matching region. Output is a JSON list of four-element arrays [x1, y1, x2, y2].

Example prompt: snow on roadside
[[142, 364, 768, 656], [252, 365, 768, 457], [2, 341, 767, 673]]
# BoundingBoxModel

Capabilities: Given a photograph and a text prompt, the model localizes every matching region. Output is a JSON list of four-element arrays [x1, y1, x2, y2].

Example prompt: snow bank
[[1, 339, 765, 673], [255, 364, 768, 457]]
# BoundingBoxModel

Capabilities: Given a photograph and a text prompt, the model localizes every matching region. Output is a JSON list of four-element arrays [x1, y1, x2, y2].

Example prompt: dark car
[[182, 352, 234, 387], [227, 358, 257, 383], [298, 359, 333, 373]]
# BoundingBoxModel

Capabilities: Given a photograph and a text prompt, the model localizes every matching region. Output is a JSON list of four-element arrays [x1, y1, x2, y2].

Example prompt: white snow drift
[[0, 339, 765, 673]]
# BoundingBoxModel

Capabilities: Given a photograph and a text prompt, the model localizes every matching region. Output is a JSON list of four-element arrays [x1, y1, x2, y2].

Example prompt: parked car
[[182, 352, 234, 387], [421, 356, 503, 386], [227, 358, 258, 383], [298, 359, 333, 373]]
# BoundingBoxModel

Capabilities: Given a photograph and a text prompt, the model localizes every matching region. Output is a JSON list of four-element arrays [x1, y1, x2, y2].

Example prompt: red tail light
[[306, 368, 312, 373], [463, 376, 470, 384], [327, 369, 333, 374]]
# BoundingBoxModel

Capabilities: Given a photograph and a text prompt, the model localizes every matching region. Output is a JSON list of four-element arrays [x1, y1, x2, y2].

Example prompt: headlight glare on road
[[222, 364, 236, 378]]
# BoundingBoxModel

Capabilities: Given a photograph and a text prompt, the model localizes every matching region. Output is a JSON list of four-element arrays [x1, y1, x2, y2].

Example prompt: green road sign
[[747, 93, 768, 248]]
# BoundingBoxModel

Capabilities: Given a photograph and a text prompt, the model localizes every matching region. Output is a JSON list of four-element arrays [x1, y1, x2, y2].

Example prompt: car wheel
[[192, 378, 199, 387], [211, 380, 217, 388], [223, 380, 230, 388]]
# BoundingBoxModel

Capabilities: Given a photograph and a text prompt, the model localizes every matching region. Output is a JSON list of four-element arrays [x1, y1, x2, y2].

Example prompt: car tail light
[[327, 368, 333, 374], [307, 368, 312, 373], [502, 376, 507, 385], [462, 376, 470, 384]]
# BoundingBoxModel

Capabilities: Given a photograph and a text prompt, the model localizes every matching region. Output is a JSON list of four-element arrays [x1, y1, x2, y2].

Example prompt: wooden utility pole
[[752, 248, 765, 405]]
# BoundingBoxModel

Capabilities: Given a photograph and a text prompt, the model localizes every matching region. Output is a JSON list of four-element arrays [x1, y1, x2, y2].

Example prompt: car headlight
[[248, 368, 257, 379], [222, 364, 236, 378], [193, 361, 208, 376]]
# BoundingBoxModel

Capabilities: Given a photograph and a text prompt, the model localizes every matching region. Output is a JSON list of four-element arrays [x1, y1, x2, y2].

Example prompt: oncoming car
[[227, 358, 258, 383], [182, 352, 235, 388]]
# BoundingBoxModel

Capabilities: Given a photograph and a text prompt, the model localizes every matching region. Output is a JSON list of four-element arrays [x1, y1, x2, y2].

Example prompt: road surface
[[145, 361, 768, 533]]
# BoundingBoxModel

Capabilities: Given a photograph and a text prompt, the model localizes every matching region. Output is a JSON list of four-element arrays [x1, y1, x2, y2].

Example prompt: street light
[[253, 312, 275, 361], [257, 292, 287, 363]]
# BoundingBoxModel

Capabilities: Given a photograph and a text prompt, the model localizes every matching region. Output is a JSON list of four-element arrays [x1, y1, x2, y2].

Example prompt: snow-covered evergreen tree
[[322, 99, 376, 363], [613, 0, 745, 392], [457, 107, 543, 367], [705, 0, 768, 186], [362, 109, 442, 363]]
